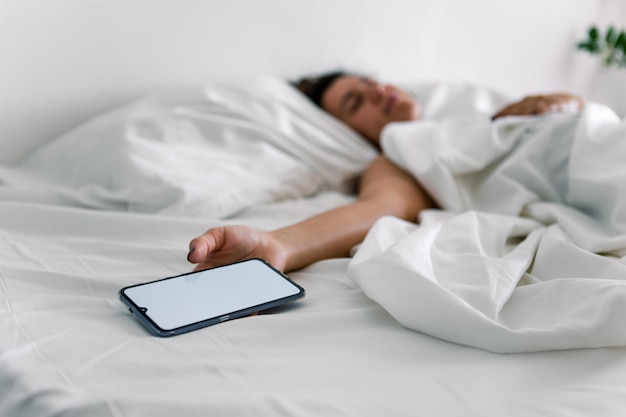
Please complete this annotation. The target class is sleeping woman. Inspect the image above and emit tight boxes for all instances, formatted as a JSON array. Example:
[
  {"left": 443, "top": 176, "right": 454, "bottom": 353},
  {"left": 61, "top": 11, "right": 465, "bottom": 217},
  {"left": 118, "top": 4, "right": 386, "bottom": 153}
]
[{"left": 187, "top": 71, "right": 585, "bottom": 273}]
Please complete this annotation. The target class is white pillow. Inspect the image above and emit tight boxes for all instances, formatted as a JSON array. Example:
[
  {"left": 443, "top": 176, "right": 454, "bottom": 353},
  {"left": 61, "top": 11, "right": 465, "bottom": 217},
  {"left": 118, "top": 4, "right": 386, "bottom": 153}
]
[{"left": 18, "top": 77, "right": 378, "bottom": 218}]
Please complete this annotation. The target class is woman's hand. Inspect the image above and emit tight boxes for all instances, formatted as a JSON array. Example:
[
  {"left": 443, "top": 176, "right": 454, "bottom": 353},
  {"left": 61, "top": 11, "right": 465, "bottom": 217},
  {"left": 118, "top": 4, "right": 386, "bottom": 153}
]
[
  {"left": 492, "top": 93, "right": 584, "bottom": 120},
  {"left": 188, "top": 225, "right": 289, "bottom": 272}
]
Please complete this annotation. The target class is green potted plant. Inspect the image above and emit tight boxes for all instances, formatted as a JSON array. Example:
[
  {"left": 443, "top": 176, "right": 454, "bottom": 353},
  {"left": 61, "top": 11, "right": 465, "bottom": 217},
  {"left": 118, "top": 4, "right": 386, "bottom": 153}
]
[{"left": 577, "top": 25, "right": 626, "bottom": 69}]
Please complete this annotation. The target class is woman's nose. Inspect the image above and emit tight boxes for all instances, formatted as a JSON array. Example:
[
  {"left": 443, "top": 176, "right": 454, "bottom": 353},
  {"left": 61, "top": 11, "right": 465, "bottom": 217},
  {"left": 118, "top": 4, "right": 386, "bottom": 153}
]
[{"left": 366, "top": 84, "right": 385, "bottom": 103}]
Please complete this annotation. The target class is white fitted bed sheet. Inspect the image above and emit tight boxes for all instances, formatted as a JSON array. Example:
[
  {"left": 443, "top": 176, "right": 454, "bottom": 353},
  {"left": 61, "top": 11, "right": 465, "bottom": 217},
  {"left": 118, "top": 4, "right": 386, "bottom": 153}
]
[{"left": 2, "top": 199, "right": 626, "bottom": 416}]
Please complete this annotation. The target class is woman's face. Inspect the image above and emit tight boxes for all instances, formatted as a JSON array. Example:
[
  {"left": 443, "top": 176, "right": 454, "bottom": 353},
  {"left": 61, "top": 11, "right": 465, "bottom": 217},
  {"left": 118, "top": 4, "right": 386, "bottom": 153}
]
[{"left": 321, "top": 76, "right": 421, "bottom": 144}]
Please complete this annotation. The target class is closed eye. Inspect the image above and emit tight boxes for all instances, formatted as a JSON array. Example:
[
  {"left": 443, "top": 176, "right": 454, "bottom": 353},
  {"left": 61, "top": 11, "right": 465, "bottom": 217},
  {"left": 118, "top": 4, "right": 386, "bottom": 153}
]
[{"left": 347, "top": 94, "right": 363, "bottom": 114}]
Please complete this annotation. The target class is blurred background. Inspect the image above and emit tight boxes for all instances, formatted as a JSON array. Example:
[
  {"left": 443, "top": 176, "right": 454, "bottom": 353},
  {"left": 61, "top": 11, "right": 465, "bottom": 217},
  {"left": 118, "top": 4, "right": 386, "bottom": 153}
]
[{"left": 1, "top": 0, "right": 625, "bottom": 162}]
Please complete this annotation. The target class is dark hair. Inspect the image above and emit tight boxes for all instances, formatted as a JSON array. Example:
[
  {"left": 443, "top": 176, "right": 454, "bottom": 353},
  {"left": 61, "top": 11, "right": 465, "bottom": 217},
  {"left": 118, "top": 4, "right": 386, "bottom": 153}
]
[{"left": 292, "top": 71, "right": 347, "bottom": 108}]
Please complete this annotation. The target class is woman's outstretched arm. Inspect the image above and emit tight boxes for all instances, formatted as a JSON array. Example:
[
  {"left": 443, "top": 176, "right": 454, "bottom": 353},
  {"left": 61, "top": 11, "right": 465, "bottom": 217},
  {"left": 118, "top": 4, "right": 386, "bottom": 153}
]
[{"left": 187, "top": 155, "right": 434, "bottom": 272}]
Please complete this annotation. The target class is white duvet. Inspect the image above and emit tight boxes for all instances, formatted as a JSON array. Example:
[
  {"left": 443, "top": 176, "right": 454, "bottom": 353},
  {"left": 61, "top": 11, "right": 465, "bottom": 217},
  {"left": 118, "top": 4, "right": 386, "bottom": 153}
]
[{"left": 349, "top": 103, "right": 626, "bottom": 353}]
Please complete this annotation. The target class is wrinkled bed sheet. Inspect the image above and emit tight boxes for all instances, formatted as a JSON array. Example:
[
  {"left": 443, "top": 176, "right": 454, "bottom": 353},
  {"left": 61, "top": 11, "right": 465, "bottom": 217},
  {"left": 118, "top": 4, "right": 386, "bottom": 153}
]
[{"left": 350, "top": 103, "right": 626, "bottom": 352}]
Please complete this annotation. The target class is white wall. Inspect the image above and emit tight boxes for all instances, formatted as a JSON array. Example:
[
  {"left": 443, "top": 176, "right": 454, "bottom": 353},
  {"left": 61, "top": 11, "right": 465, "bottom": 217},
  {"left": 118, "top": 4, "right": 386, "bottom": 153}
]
[
  {"left": 0, "top": 0, "right": 624, "bottom": 164},
  {"left": 370, "top": 1, "right": 626, "bottom": 113}
]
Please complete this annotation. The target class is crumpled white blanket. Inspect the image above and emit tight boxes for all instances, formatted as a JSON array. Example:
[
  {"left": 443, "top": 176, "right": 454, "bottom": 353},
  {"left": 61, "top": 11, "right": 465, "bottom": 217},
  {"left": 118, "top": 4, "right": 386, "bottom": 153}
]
[
  {"left": 349, "top": 103, "right": 626, "bottom": 353},
  {"left": 13, "top": 77, "right": 377, "bottom": 218}
]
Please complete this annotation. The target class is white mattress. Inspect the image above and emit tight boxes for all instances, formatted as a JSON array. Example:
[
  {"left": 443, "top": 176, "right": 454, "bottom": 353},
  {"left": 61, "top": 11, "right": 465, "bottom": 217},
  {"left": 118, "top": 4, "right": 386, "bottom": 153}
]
[{"left": 2, "top": 78, "right": 626, "bottom": 416}]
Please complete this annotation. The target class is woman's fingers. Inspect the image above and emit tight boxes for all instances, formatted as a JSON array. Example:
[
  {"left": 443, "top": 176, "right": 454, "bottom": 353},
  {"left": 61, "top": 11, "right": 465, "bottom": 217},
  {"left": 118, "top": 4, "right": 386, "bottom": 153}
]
[
  {"left": 187, "top": 227, "right": 225, "bottom": 263},
  {"left": 492, "top": 94, "right": 584, "bottom": 120}
]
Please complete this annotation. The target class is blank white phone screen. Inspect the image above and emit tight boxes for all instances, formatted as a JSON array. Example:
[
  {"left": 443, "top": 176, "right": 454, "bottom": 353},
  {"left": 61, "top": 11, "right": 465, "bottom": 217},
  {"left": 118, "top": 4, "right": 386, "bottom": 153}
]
[{"left": 123, "top": 260, "right": 301, "bottom": 331}]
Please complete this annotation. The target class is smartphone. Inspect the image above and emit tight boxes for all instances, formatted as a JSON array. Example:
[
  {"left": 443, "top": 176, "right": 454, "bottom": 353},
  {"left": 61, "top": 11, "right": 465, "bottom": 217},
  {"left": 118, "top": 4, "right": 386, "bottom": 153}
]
[{"left": 119, "top": 258, "right": 304, "bottom": 337}]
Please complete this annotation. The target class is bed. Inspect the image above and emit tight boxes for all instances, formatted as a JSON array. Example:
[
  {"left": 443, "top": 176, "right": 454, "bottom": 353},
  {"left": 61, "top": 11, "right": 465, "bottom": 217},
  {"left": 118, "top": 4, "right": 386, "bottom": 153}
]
[{"left": 2, "top": 1, "right": 626, "bottom": 416}]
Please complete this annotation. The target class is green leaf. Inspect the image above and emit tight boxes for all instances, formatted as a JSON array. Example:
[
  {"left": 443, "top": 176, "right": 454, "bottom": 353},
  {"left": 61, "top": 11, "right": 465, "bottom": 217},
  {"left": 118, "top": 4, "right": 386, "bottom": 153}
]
[
  {"left": 606, "top": 26, "right": 617, "bottom": 46},
  {"left": 605, "top": 54, "right": 615, "bottom": 66},
  {"left": 577, "top": 41, "right": 600, "bottom": 53},
  {"left": 616, "top": 31, "right": 626, "bottom": 52},
  {"left": 576, "top": 25, "right": 626, "bottom": 68}
]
